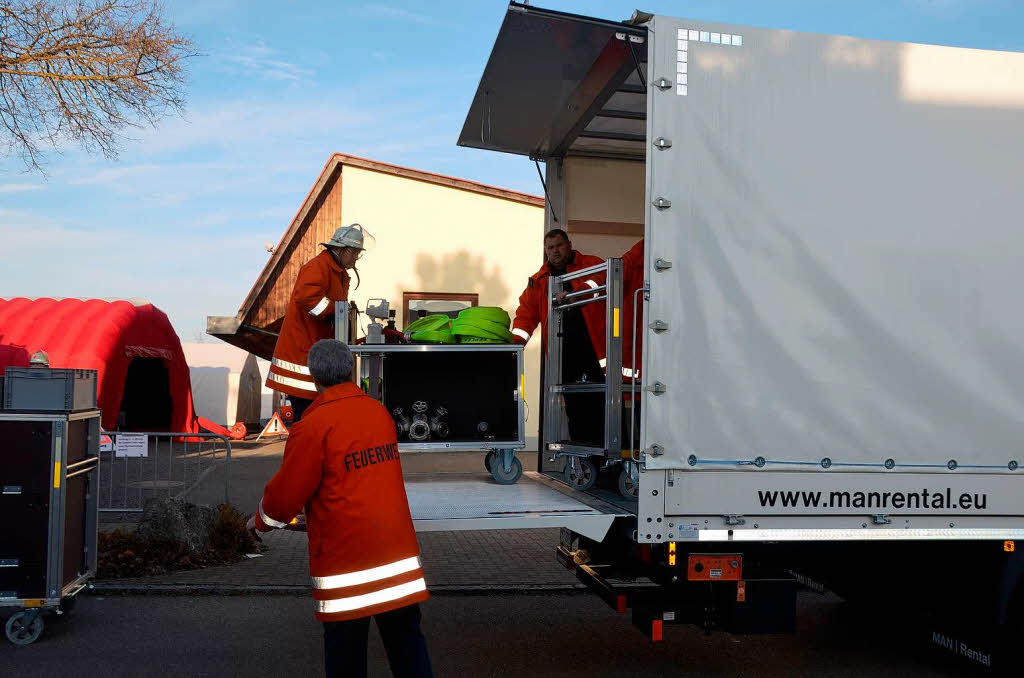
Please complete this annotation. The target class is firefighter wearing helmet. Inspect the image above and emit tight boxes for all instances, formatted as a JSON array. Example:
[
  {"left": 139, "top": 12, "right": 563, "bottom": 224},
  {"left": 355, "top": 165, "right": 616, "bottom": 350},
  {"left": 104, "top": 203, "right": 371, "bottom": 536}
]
[
  {"left": 266, "top": 224, "right": 373, "bottom": 421},
  {"left": 29, "top": 350, "right": 50, "bottom": 367}
]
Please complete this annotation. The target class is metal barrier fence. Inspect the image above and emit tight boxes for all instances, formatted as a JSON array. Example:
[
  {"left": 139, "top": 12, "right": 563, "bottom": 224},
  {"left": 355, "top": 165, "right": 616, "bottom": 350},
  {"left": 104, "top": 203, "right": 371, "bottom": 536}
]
[{"left": 97, "top": 431, "right": 232, "bottom": 512}]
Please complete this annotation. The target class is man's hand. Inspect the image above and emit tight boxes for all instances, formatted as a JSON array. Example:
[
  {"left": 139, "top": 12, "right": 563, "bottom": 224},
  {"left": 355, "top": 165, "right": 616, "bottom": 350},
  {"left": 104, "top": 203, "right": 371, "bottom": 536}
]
[
  {"left": 245, "top": 514, "right": 262, "bottom": 543},
  {"left": 554, "top": 291, "right": 569, "bottom": 305}
]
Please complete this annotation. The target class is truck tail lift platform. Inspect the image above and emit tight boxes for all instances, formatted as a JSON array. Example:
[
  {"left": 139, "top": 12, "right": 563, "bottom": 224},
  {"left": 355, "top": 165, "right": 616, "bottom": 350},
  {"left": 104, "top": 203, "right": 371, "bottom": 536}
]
[{"left": 443, "top": 1, "right": 1024, "bottom": 665}]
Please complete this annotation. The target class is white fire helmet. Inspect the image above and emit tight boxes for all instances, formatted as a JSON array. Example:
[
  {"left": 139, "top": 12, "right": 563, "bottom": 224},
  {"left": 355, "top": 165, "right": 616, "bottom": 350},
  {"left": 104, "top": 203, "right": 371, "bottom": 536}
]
[{"left": 322, "top": 224, "right": 375, "bottom": 251}]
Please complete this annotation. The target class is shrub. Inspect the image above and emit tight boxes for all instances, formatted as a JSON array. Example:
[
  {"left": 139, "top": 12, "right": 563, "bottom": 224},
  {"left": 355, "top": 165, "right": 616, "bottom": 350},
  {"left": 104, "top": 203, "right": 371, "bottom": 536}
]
[{"left": 97, "top": 503, "right": 263, "bottom": 579}]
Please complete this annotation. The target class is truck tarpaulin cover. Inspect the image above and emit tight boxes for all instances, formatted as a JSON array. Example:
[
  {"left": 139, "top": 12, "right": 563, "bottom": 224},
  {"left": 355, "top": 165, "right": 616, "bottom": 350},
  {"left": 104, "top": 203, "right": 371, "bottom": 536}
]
[
  {"left": 643, "top": 17, "right": 1024, "bottom": 472},
  {"left": 0, "top": 297, "right": 237, "bottom": 437}
]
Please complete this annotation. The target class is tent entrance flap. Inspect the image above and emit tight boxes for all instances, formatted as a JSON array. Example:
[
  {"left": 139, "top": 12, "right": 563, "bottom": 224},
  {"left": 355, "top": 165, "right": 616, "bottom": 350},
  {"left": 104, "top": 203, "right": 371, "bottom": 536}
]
[{"left": 458, "top": 3, "right": 648, "bottom": 160}]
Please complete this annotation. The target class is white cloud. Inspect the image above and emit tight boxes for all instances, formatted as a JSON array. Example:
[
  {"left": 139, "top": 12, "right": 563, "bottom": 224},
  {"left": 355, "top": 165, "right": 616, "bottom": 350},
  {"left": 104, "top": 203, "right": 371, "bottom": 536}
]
[
  {"left": 355, "top": 4, "right": 448, "bottom": 27},
  {"left": 348, "top": 134, "right": 458, "bottom": 158},
  {"left": 68, "top": 164, "right": 166, "bottom": 186},
  {"left": 132, "top": 97, "right": 372, "bottom": 154},
  {"left": 0, "top": 183, "right": 43, "bottom": 193},
  {"left": 0, "top": 219, "right": 272, "bottom": 339},
  {"left": 185, "top": 205, "right": 293, "bottom": 231},
  {"left": 218, "top": 39, "right": 315, "bottom": 82},
  {"left": 65, "top": 161, "right": 242, "bottom": 207}
]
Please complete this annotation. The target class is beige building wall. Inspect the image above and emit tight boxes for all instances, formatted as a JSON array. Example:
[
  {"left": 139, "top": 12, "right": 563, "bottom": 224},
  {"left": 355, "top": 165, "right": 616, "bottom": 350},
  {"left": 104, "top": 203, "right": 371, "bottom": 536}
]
[
  {"left": 564, "top": 156, "right": 645, "bottom": 259},
  {"left": 339, "top": 166, "right": 545, "bottom": 449}
]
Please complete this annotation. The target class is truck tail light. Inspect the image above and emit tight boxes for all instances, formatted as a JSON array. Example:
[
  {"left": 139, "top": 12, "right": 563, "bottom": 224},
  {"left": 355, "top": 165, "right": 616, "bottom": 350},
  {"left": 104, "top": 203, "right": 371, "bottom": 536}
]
[{"left": 687, "top": 554, "right": 743, "bottom": 581}]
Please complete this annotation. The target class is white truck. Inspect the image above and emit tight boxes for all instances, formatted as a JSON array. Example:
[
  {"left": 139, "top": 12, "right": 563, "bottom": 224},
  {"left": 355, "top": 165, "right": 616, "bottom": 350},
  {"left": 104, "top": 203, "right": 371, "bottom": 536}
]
[{"left": 402, "top": 3, "right": 1024, "bottom": 669}]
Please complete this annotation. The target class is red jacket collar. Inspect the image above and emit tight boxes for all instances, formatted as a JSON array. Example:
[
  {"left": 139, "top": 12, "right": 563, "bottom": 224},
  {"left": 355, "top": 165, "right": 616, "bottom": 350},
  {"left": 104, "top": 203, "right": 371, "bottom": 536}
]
[
  {"left": 530, "top": 249, "right": 583, "bottom": 283},
  {"left": 304, "top": 382, "right": 363, "bottom": 417},
  {"left": 318, "top": 249, "right": 349, "bottom": 281}
]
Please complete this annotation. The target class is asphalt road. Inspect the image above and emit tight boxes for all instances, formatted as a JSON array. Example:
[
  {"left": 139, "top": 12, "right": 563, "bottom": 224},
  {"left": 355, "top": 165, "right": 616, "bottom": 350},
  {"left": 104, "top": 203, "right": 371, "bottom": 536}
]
[{"left": 0, "top": 592, "right": 979, "bottom": 677}]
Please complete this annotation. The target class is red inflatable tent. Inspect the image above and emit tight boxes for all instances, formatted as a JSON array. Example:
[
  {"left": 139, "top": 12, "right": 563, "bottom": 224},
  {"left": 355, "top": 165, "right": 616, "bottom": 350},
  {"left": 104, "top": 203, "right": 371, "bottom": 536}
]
[{"left": 0, "top": 297, "right": 240, "bottom": 437}]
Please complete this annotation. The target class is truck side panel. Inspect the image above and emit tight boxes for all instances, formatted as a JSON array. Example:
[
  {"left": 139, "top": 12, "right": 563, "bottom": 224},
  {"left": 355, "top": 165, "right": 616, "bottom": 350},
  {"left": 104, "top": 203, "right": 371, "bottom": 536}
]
[{"left": 639, "top": 15, "right": 1024, "bottom": 538}]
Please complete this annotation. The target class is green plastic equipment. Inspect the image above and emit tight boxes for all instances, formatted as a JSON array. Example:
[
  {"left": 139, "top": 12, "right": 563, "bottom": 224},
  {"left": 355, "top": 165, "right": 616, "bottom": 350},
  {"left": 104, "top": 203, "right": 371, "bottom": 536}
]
[
  {"left": 403, "top": 314, "right": 455, "bottom": 344},
  {"left": 451, "top": 307, "right": 514, "bottom": 344}
]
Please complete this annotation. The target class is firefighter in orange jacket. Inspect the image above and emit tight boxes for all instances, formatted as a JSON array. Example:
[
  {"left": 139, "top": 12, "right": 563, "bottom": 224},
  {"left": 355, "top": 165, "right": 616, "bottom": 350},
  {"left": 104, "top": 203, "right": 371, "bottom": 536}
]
[
  {"left": 266, "top": 224, "right": 371, "bottom": 422},
  {"left": 512, "top": 228, "right": 606, "bottom": 445},
  {"left": 248, "top": 339, "right": 432, "bottom": 678},
  {"left": 511, "top": 228, "right": 605, "bottom": 353}
]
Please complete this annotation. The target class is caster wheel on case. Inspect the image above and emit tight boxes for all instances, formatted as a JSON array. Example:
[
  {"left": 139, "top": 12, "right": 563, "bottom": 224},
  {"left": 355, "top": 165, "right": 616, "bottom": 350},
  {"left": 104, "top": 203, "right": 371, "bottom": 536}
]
[
  {"left": 6, "top": 611, "right": 44, "bottom": 646},
  {"left": 618, "top": 465, "right": 639, "bottom": 498},
  {"left": 564, "top": 456, "right": 598, "bottom": 491},
  {"left": 491, "top": 456, "right": 523, "bottom": 485}
]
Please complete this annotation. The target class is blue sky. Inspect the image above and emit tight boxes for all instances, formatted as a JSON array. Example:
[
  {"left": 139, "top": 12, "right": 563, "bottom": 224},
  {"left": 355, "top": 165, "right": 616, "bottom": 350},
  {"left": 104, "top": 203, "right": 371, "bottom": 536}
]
[{"left": 1, "top": 0, "right": 1021, "bottom": 341}]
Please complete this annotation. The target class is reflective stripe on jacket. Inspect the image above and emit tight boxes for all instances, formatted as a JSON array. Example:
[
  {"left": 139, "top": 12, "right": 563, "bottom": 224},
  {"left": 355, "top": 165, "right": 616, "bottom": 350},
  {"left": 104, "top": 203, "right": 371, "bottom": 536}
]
[
  {"left": 254, "top": 382, "right": 428, "bottom": 622},
  {"left": 511, "top": 250, "right": 606, "bottom": 352},
  {"left": 266, "top": 250, "right": 350, "bottom": 399}
]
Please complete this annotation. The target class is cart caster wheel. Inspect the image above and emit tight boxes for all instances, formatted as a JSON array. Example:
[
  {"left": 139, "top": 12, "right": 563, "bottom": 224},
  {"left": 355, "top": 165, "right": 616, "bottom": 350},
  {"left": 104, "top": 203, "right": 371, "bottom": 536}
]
[
  {"left": 491, "top": 457, "right": 523, "bottom": 485},
  {"left": 6, "top": 611, "right": 44, "bottom": 645},
  {"left": 617, "top": 466, "right": 639, "bottom": 498},
  {"left": 484, "top": 451, "right": 496, "bottom": 473},
  {"left": 564, "top": 457, "right": 598, "bottom": 491}
]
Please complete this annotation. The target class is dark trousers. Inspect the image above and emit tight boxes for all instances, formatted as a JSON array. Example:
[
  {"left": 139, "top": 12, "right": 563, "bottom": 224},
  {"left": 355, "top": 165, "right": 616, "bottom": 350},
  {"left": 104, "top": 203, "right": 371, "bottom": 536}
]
[
  {"left": 291, "top": 396, "right": 314, "bottom": 422},
  {"left": 562, "top": 359, "right": 606, "bottom": 447},
  {"left": 564, "top": 392, "right": 605, "bottom": 446},
  {"left": 323, "top": 604, "right": 433, "bottom": 678}
]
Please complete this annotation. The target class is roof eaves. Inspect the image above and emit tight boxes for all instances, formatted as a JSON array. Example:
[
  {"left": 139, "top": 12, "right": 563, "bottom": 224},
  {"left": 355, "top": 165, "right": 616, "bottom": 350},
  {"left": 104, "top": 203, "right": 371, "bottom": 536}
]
[{"left": 330, "top": 153, "right": 544, "bottom": 207}]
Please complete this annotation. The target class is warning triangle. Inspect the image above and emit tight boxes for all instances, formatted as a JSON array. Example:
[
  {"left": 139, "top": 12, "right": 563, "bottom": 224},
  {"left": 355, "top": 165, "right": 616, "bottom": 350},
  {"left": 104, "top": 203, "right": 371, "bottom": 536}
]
[{"left": 256, "top": 412, "right": 290, "bottom": 441}]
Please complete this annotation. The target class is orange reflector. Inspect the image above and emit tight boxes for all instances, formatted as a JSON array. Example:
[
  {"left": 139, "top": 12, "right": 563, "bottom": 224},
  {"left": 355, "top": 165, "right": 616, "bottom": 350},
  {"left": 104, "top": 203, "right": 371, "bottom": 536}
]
[
  {"left": 687, "top": 554, "right": 743, "bottom": 581},
  {"left": 668, "top": 554, "right": 676, "bottom": 566},
  {"left": 668, "top": 542, "right": 676, "bottom": 554},
  {"left": 1005, "top": 540, "right": 1016, "bottom": 553},
  {"left": 24, "top": 599, "right": 45, "bottom": 608},
  {"left": 737, "top": 580, "right": 747, "bottom": 602}
]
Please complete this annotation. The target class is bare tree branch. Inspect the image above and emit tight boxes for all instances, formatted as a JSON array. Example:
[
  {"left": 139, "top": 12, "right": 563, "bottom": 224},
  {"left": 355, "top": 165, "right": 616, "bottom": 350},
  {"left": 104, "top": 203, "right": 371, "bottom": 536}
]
[{"left": 0, "top": 0, "right": 196, "bottom": 172}]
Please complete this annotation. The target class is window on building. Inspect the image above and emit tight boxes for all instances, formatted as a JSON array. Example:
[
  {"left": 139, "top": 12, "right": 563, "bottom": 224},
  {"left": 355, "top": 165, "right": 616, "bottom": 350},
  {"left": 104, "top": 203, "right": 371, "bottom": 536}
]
[{"left": 402, "top": 292, "right": 478, "bottom": 328}]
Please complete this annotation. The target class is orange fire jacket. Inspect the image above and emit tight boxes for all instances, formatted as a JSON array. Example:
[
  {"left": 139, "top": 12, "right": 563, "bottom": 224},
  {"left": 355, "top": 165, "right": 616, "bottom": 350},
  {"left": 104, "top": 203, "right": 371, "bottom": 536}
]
[
  {"left": 511, "top": 250, "right": 607, "bottom": 353},
  {"left": 254, "top": 382, "right": 428, "bottom": 622},
  {"left": 266, "top": 250, "right": 350, "bottom": 400}
]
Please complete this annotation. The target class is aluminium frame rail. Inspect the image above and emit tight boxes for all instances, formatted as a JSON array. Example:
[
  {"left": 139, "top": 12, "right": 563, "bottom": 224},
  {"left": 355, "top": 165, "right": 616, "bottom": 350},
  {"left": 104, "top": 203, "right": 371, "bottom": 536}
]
[{"left": 544, "top": 258, "right": 630, "bottom": 463}]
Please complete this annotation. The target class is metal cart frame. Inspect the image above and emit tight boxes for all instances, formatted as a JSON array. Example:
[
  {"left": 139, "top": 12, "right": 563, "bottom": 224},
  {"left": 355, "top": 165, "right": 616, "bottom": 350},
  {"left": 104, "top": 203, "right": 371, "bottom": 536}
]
[
  {"left": 543, "top": 259, "right": 642, "bottom": 495},
  {"left": 1, "top": 409, "right": 99, "bottom": 645},
  {"left": 348, "top": 344, "right": 528, "bottom": 484}
]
